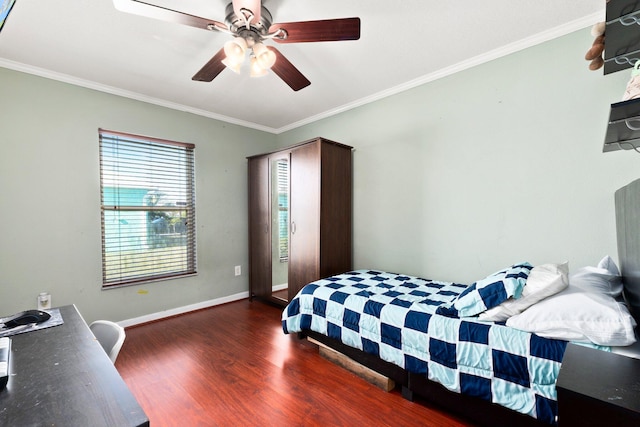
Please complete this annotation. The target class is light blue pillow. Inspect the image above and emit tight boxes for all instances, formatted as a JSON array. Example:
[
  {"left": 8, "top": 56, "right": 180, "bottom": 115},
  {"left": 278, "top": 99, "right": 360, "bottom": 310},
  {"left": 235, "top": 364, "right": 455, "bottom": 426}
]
[{"left": 436, "top": 263, "right": 533, "bottom": 318}]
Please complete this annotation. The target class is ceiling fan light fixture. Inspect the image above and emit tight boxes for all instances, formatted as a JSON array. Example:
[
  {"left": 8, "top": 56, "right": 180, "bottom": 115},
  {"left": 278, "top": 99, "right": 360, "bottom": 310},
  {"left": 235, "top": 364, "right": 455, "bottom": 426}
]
[
  {"left": 249, "top": 56, "right": 268, "bottom": 78},
  {"left": 114, "top": 0, "right": 361, "bottom": 91},
  {"left": 223, "top": 37, "right": 248, "bottom": 62},
  {"left": 252, "top": 43, "right": 276, "bottom": 69},
  {"left": 222, "top": 56, "right": 243, "bottom": 74}
]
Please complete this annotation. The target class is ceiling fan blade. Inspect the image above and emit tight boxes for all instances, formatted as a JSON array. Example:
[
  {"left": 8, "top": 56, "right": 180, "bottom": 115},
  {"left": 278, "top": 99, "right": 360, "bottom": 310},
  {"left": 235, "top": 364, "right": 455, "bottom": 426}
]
[
  {"left": 270, "top": 17, "right": 360, "bottom": 44},
  {"left": 113, "top": 0, "right": 227, "bottom": 32},
  {"left": 192, "top": 48, "right": 227, "bottom": 82},
  {"left": 268, "top": 47, "right": 310, "bottom": 91}
]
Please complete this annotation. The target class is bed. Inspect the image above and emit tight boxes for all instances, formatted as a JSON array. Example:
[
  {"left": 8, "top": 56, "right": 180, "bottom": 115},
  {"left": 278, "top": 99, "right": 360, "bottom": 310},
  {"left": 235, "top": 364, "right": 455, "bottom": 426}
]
[{"left": 282, "top": 178, "right": 640, "bottom": 427}]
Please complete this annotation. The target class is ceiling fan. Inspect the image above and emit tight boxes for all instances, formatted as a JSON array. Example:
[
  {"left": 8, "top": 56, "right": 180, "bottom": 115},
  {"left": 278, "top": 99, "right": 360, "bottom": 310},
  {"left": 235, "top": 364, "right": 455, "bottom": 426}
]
[{"left": 112, "top": 0, "right": 361, "bottom": 91}]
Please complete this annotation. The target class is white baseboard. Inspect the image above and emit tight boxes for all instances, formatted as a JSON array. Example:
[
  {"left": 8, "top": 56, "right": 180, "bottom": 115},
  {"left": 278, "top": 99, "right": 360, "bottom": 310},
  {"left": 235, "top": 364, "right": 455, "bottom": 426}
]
[
  {"left": 272, "top": 283, "right": 288, "bottom": 292},
  {"left": 118, "top": 291, "right": 250, "bottom": 328}
]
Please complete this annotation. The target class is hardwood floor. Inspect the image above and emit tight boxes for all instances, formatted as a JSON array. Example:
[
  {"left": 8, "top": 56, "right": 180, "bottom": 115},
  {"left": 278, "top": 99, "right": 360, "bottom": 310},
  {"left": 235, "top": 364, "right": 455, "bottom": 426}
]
[{"left": 116, "top": 299, "right": 474, "bottom": 427}]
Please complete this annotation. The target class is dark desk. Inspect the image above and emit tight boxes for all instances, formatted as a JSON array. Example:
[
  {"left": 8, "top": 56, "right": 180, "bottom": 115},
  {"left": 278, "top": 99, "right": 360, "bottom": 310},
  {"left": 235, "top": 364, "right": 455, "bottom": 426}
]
[{"left": 0, "top": 305, "right": 149, "bottom": 426}]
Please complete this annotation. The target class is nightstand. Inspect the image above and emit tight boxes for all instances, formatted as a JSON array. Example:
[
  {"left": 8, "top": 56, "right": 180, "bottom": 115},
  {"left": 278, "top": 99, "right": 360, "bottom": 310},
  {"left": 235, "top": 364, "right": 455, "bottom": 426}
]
[{"left": 556, "top": 343, "right": 640, "bottom": 426}]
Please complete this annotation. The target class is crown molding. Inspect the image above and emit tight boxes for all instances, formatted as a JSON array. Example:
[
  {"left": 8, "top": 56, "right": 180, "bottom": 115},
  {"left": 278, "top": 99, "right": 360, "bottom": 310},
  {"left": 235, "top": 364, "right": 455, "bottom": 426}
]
[{"left": 0, "top": 58, "right": 279, "bottom": 133}]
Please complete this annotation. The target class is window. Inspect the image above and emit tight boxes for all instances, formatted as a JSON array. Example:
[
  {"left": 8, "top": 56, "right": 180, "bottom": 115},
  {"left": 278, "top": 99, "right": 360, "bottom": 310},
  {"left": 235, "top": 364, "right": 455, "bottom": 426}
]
[{"left": 99, "top": 129, "right": 196, "bottom": 288}]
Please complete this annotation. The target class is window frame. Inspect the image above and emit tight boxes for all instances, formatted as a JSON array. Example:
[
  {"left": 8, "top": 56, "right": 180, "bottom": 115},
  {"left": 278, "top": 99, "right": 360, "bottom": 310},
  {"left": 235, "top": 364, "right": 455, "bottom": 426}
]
[{"left": 98, "top": 128, "right": 197, "bottom": 289}]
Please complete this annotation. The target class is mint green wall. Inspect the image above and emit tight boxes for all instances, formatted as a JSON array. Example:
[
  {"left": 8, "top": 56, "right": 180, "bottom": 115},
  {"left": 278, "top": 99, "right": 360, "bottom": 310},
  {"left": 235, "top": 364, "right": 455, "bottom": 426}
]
[
  {"left": 278, "top": 28, "right": 638, "bottom": 283},
  {"left": 0, "top": 67, "right": 277, "bottom": 323}
]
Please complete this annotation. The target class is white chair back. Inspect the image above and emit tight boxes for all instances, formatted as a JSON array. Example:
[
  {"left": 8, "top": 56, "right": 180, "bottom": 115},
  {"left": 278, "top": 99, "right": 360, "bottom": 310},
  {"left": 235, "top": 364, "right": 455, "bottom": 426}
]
[{"left": 89, "top": 320, "right": 126, "bottom": 364}]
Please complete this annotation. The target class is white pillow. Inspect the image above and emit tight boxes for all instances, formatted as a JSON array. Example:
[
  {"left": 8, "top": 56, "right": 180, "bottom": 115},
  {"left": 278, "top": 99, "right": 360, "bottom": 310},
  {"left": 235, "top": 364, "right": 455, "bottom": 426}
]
[
  {"left": 479, "top": 262, "right": 569, "bottom": 322},
  {"left": 505, "top": 286, "right": 637, "bottom": 346},
  {"left": 570, "top": 255, "right": 623, "bottom": 298}
]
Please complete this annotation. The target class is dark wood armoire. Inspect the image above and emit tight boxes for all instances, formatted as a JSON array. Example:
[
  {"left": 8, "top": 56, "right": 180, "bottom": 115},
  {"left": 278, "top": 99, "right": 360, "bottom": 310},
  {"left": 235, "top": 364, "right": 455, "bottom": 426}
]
[{"left": 247, "top": 137, "right": 352, "bottom": 306}]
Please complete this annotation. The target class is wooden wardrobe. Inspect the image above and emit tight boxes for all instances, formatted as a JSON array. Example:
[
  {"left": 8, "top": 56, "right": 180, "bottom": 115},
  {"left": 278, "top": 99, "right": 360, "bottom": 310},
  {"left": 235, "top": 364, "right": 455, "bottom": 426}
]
[{"left": 247, "top": 137, "right": 353, "bottom": 306}]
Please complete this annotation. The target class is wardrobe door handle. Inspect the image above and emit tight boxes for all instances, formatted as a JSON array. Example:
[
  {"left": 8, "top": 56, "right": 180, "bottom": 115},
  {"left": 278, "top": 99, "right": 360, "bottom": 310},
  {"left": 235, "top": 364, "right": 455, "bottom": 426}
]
[{"left": 291, "top": 221, "right": 296, "bottom": 234}]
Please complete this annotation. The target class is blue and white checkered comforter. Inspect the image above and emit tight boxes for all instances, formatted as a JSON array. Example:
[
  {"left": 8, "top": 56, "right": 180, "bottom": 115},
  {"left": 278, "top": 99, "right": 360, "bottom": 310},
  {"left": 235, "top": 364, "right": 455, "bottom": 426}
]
[{"left": 282, "top": 270, "right": 568, "bottom": 425}]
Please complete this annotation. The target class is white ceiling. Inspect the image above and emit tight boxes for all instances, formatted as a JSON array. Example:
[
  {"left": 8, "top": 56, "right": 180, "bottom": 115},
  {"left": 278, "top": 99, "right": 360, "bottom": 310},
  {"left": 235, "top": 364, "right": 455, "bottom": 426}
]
[{"left": 0, "top": 0, "right": 604, "bottom": 133}]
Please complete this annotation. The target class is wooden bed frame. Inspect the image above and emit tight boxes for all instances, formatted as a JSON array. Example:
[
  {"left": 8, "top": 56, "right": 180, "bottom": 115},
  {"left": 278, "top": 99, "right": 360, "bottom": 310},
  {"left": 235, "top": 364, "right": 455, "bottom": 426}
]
[
  {"left": 296, "top": 178, "right": 640, "bottom": 427},
  {"left": 301, "top": 330, "right": 547, "bottom": 427}
]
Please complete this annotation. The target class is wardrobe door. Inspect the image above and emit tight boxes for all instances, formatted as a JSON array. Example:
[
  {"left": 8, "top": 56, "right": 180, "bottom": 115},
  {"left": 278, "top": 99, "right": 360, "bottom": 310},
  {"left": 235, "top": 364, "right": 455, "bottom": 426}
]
[
  {"left": 248, "top": 155, "right": 271, "bottom": 299},
  {"left": 319, "top": 142, "right": 353, "bottom": 278},
  {"left": 288, "top": 142, "right": 320, "bottom": 298}
]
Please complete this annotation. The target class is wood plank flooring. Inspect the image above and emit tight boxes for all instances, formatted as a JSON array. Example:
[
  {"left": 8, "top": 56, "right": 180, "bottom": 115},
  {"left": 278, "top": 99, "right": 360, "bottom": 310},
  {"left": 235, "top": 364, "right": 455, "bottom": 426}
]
[{"left": 116, "top": 299, "right": 475, "bottom": 427}]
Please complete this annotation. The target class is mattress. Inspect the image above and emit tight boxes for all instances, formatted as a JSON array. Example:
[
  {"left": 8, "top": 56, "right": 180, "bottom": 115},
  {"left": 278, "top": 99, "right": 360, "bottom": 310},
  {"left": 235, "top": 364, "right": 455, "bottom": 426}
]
[{"left": 282, "top": 270, "right": 569, "bottom": 424}]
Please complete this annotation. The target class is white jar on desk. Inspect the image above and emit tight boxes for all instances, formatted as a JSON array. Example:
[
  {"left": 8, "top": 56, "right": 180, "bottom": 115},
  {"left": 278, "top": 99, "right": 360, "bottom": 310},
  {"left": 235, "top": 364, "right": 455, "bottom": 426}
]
[{"left": 37, "top": 292, "right": 51, "bottom": 310}]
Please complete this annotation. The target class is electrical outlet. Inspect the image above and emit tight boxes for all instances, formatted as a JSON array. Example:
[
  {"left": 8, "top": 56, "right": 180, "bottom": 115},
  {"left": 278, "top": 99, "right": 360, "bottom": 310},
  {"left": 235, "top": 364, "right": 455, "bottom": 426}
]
[{"left": 234, "top": 265, "right": 241, "bottom": 276}]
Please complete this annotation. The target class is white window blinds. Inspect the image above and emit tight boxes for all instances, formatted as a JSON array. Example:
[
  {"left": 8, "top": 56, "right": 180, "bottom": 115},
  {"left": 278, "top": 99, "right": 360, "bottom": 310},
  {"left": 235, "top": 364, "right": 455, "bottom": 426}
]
[{"left": 99, "top": 129, "right": 196, "bottom": 288}]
